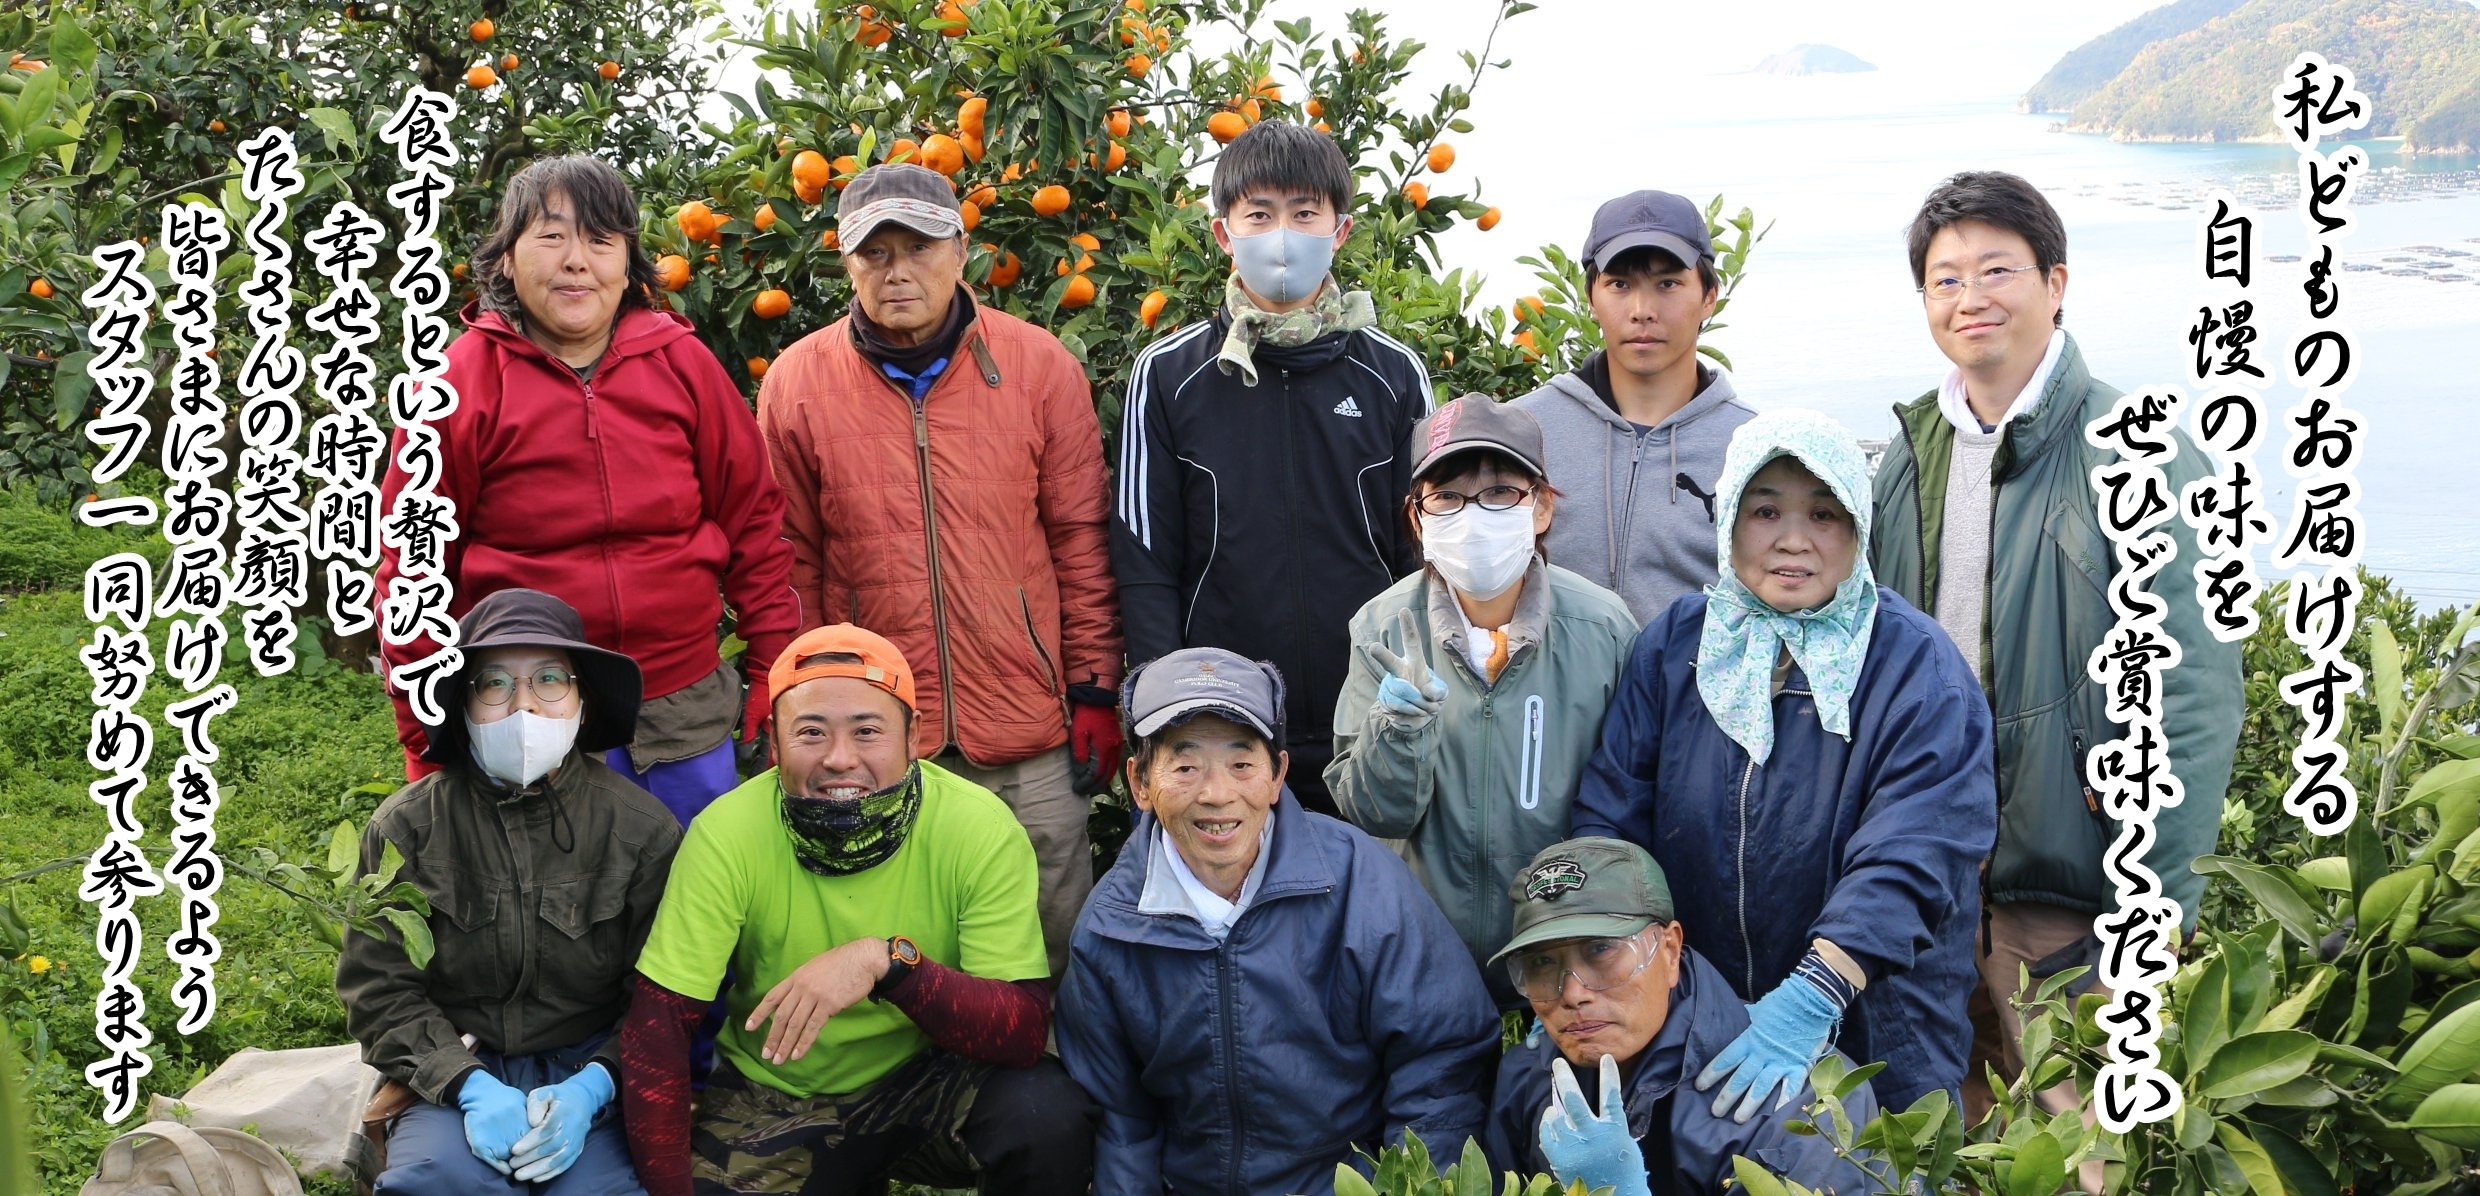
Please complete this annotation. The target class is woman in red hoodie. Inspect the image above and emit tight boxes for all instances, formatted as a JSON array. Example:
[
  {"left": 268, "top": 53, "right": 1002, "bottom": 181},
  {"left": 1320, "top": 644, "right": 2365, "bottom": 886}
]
[{"left": 376, "top": 155, "right": 798, "bottom": 825}]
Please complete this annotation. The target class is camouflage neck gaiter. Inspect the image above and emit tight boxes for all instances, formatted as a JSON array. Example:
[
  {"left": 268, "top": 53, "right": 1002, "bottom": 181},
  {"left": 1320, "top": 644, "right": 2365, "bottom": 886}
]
[
  {"left": 779, "top": 762, "right": 923, "bottom": 876},
  {"left": 1217, "top": 272, "right": 1376, "bottom": 386}
]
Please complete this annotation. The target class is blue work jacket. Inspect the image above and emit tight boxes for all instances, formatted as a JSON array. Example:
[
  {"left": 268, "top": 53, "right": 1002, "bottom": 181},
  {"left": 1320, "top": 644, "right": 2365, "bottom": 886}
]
[
  {"left": 1056, "top": 795, "right": 1502, "bottom": 1195},
  {"left": 1484, "top": 946, "right": 1879, "bottom": 1192},
  {"left": 1570, "top": 587, "right": 1996, "bottom": 1109}
]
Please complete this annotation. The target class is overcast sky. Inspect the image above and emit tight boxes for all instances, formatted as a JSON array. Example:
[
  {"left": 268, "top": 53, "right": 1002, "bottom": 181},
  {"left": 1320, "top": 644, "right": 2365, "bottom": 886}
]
[{"left": 704, "top": 1, "right": 2215, "bottom": 300}]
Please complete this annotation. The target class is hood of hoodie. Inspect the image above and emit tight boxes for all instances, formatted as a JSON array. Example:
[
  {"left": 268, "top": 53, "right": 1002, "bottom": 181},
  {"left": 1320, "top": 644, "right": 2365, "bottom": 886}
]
[
  {"left": 1541, "top": 351, "right": 1741, "bottom": 435},
  {"left": 1510, "top": 357, "right": 1755, "bottom": 624}
]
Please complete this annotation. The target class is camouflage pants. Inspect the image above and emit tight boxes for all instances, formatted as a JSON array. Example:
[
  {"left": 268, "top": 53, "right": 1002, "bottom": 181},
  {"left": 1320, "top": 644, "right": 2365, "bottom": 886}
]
[{"left": 691, "top": 1049, "right": 988, "bottom": 1194}]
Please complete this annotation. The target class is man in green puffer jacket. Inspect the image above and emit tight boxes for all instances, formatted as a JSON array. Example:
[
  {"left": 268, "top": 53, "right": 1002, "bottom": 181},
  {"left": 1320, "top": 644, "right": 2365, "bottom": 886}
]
[{"left": 1869, "top": 172, "right": 2242, "bottom": 1138}]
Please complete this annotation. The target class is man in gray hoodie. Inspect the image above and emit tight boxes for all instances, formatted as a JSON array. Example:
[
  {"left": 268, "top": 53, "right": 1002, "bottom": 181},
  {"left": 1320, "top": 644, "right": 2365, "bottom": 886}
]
[{"left": 1512, "top": 191, "right": 1755, "bottom": 624}]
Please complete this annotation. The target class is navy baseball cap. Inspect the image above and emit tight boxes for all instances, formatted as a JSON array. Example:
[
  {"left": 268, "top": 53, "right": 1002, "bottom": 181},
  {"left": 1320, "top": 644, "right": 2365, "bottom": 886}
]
[{"left": 1583, "top": 190, "right": 1713, "bottom": 274}]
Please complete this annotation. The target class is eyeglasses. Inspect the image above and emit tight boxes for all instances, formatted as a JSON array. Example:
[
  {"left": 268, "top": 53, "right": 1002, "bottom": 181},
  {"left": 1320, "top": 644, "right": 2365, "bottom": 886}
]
[
  {"left": 1918, "top": 263, "right": 2044, "bottom": 303},
  {"left": 1505, "top": 930, "right": 1665, "bottom": 1003},
  {"left": 471, "top": 665, "right": 576, "bottom": 707},
  {"left": 1418, "top": 484, "right": 1537, "bottom": 517}
]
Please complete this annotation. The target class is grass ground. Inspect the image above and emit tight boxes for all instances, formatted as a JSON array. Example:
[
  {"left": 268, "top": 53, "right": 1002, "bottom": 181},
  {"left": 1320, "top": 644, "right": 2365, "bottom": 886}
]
[
  {"left": 1, "top": 483, "right": 402, "bottom": 1190},
  {"left": 0, "top": 486, "right": 966, "bottom": 1194}
]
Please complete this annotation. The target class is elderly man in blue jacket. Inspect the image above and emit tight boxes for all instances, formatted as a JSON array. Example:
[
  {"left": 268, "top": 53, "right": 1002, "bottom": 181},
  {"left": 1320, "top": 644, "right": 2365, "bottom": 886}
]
[
  {"left": 1057, "top": 647, "right": 1502, "bottom": 1195},
  {"left": 1485, "top": 838, "right": 1878, "bottom": 1193}
]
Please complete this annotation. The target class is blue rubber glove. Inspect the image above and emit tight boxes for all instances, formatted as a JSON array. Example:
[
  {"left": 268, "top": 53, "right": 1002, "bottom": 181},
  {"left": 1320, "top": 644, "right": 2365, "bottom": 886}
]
[
  {"left": 453, "top": 1069, "right": 531, "bottom": 1175},
  {"left": 1376, "top": 671, "right": 1446, "bottom": 717},
  {"left": 508, "top": 1062, "right": 615, "bottom": 1182},
  {"left": 1694, "top": 973, "right": 1841, "bottom": 1123},
  {"left": 1368, "top": 610, "right": 1448, "bottom": 732},
  {"left": 1537, "top": 1054, "right": 1651, "bottom": 1196}
]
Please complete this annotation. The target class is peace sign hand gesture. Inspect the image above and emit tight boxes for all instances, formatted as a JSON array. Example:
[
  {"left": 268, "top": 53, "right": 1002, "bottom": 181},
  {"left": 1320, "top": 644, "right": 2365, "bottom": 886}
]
[{"left": 1366, "top": 608, "right": 1447, "bottom": 733}]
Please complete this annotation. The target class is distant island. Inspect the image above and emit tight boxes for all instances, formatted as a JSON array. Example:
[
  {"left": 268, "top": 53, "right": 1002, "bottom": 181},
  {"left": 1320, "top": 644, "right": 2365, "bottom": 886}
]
[
  {"left": 1748, "top": 44, "right": 1876, "bottom": 76},
  {"left": 2021, "top": 0, "right": 2480, "bottom": 152}
]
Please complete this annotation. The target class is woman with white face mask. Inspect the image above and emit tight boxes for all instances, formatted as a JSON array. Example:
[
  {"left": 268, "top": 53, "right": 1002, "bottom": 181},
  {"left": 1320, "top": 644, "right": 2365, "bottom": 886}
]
[
  {"left": 1326, "top": 395, "right": 1641, "bottom": 1008},
  {"left": 338, "top": 587, "right": 683, "bottom": 1195}
]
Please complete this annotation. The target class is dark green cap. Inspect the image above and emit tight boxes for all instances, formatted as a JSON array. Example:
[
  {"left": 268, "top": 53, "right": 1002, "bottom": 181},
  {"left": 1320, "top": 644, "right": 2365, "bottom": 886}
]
[{"left": 1488, "top": 837, "right": 1675, "bottom": 966}]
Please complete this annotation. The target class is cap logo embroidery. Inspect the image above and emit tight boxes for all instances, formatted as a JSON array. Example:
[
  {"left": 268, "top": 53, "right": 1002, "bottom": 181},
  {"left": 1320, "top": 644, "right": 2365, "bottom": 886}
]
[
  {"left": 1427, "top": 402, "right": 1460, "bottom": 452},
  {"left": 1525, "top": 859, "right": 1587, "bottom": 901}
]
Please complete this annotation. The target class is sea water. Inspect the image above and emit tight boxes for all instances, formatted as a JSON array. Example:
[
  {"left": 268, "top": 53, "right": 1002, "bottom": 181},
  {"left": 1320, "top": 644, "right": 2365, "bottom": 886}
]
[{"left": 1447, "top": 72, "right": 2480, "bottom": 608}]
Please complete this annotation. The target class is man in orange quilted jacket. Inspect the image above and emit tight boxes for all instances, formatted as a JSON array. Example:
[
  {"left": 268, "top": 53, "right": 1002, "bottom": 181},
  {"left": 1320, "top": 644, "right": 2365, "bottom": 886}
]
[{"left": 758, "top": 164, "right": 1124, "bottom": 975}]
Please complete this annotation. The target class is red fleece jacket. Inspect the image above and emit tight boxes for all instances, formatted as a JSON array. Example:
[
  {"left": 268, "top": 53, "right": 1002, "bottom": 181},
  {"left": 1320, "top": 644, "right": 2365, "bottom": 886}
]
[{"left": 377, "top": 302, "right": 799, "bottom": 774}]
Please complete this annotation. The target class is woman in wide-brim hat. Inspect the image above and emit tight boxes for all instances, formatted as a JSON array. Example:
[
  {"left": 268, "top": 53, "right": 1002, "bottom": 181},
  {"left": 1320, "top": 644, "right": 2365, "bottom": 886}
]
[{"left": 338, "top": 587, "right": 683, "bottom": 1195}]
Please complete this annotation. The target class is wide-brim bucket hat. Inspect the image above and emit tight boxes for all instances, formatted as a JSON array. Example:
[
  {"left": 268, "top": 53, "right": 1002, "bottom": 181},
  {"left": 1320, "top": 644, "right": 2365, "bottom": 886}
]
[{"left": 418, "top": 586, "right": 643, "bottom": 767}]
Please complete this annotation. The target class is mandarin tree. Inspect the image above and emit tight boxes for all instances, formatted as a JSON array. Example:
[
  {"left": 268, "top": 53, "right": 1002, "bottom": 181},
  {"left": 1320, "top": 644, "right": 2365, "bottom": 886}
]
[
  {"left": 651, "top": 0, "right": 1703, "bottom": 440},
  {"left": 0, "top": 0, "right": 715, "bottom": 504}
]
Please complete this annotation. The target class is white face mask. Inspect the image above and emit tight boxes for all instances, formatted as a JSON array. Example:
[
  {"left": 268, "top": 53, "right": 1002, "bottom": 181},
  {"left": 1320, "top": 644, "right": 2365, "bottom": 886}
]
[
  {"left": 1422, "top": 504, "right": 1535, "bottom": 600},
  {"left": 465, "top": 710, "right": 582, "bottom": 788}
]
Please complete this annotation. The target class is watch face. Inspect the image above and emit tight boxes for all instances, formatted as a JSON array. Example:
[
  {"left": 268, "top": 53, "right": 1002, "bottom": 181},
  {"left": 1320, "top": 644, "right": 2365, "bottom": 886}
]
[{"left": 892, "top": 937, "right": 920, "bottom": 965}]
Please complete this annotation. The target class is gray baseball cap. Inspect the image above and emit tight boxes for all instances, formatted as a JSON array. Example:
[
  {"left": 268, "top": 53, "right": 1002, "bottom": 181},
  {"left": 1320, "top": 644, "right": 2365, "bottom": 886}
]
[
  {"left": 1583, "top": 190, "right": 1712, "bottom": 274},
  {"left": 1411, "top": 393, "right": 1548, "bottom": 481},
  {"left": 1124, "top": 647, "right": 1285, "bottom": 743},
  {"left": 837, "top": 163, "right": 965, "bottom": 248},
  {"left": 1488, "top": 838, "right": 1676, "bottom": 966}
]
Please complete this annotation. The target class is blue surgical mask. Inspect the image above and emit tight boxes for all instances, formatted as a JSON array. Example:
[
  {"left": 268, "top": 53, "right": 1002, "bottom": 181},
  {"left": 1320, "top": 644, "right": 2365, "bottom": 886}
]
[{"left": 1228, "top": 226, "right": 1339, "bottom": 304}]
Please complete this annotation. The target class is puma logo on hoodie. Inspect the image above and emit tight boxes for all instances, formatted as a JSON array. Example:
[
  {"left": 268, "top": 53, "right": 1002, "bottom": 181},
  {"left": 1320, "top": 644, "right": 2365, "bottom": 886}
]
[{"left": 1674, "top": 472, "right": 1718, "bottom": 523}]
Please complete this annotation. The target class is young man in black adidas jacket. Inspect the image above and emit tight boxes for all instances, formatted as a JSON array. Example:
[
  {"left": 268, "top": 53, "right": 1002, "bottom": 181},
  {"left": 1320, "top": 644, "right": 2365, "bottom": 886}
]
[{"left": 1112, "top": 121, "right": 1435, "bottom": 815}]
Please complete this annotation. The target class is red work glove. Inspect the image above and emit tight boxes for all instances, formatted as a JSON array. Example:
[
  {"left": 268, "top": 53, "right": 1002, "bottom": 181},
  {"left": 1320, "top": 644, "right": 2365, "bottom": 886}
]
[
  {"left": 1067, "top": 686, "right": 1124, "bottom": 796},
  {"left": 735, "top": 676, "right": 773, "bottom": 775},
  {"left": 740, "top": 676, "right": 770, "bottom": 745}
]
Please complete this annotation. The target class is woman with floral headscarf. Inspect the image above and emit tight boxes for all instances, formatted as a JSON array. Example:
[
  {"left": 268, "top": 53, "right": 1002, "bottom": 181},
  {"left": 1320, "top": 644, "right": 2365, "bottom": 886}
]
[{"left": 1570, "top": 409, "right": 1997, "bottom": 1117}]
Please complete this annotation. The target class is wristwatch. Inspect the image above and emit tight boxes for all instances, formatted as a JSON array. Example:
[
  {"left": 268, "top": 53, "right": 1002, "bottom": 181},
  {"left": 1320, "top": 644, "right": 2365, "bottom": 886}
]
[{"left": 870, "top": 935, "right": 921, "bottom": 1001}]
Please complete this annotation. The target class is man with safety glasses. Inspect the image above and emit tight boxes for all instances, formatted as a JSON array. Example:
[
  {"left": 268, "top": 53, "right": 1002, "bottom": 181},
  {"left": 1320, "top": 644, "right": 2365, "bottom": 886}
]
[{"left": 1482, "top": 839, "right": 1876, "bottom": 1194}]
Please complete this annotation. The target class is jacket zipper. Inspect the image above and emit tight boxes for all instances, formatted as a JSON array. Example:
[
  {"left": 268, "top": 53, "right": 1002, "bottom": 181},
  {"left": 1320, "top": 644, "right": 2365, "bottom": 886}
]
[
  {"left": 1279, "top": 369, "right": 1301, "bottom": 747},
  {"left": 492, "top": 800, "right": 534, "bottom": 1050},
  {"left": 1893, "top": 414, "right": 1932, "bottom": 613},
  {"left": 1981, "top": 469, "right": 2001, "bottom": 710},
  {"left": 2072, "top": 729, "right": 2101, "bottom": 822},
  {"left": 1018, "top": 588, "right": 1059, "bottom": 692},
  {"left": 577, "top": 374, "right": 625, "bottom": 637},
  {"left": 895, "top": 370, "right": 961, "bottom": 754},
  {"left": 1618, "top": 429, "right": 1648, "bottom": 592},
  {"left": 1217, "top": 941, "right": 1244, "bottom": 1193},
  {"left": 1478, "top": 688, "right": 1494, "bottom": 951},
  {"left": 1735, "top": 757, "right": 1757, "bottom": 995}
]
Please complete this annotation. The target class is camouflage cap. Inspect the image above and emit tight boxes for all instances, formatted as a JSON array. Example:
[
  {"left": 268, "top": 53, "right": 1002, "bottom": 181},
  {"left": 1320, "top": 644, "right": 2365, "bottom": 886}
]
[{"left": 1487, "top": 837, "right": 1676, "bottom": 966}]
